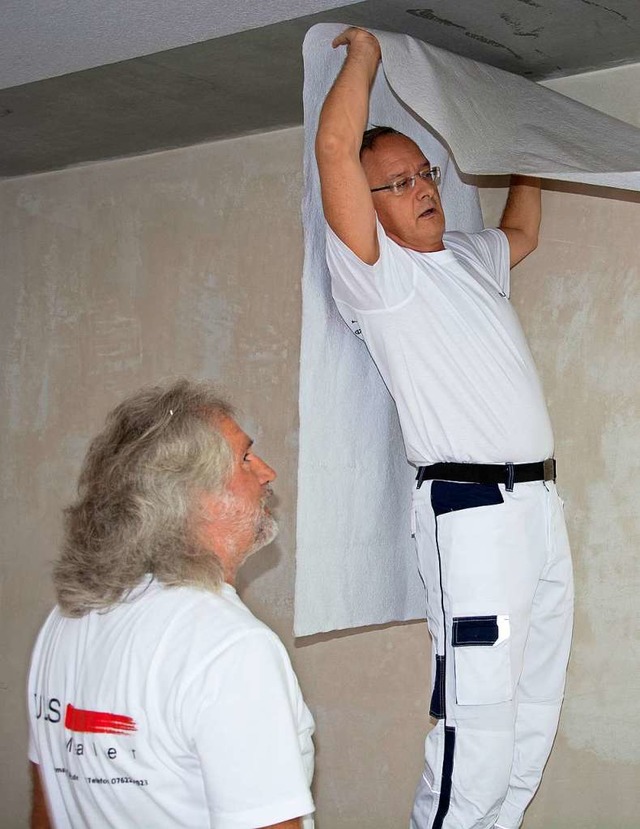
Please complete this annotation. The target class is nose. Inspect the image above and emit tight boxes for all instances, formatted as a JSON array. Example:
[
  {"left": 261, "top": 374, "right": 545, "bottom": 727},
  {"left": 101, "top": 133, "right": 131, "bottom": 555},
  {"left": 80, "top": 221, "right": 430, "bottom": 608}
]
[
  {"left": 254, "top": 454, "right": 276, "bottom": 485},
  {"left": 414, "top": 174, "right": 437, "bottom": 199}
]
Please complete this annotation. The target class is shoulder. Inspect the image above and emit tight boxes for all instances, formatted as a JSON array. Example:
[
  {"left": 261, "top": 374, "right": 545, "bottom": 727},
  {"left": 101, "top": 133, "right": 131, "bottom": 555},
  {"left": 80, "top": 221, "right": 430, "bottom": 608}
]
[
  {"left": 444, "top": 227, "right": 507, "bottom": 256},
  {"left": 132, "top": 586, "right": 292, "bottom": 698},
  {"left": 326, "top": 217, "right": 406, "bottom": 270},
  {"left": 176, "top": 587, "right": 289, "bottom": 665},
  {"left": 444, "top": 228, "right": 510, "bottom": 294},
  {"left": 444, "top": 228, "right": 509, "bottom": 274},
  {"left": 122, "top": 582, "right": 276, "bottom": 660},
  {"left": 163, "top": 584, "right": 273, "bottom": 642},
  {"left": 326, "top": 218, "right": 416, "bottom": 312},
  {"left": 186, "top": 608, "right": 298, "bottom": 714}
]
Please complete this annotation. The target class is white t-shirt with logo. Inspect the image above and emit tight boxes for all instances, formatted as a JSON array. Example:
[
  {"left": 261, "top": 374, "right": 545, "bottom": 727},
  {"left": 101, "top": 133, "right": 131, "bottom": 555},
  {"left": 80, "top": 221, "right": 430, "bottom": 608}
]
[
  {"left": 28, "top": 578, "right": 315, "bottom": 829},
  {"left": 326, "top": 220, "right": 554, "bottom": 465}
]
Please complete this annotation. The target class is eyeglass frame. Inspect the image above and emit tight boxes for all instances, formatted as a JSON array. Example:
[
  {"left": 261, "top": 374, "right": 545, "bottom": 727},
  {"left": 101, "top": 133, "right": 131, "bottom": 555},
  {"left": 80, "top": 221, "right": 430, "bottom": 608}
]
[{"left": 370, "top": 165, "right": 441, "bottom": 196}]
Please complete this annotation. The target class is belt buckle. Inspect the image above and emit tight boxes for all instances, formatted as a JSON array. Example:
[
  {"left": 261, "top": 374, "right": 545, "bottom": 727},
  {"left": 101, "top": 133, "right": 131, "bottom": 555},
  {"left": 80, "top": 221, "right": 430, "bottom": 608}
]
[{"left": 543, "top": 458, "right": 556, "bottom": 481}]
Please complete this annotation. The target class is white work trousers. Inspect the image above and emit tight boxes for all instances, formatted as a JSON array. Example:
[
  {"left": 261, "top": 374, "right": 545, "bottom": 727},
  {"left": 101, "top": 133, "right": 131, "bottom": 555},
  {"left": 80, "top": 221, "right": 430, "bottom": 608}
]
[{"left": 410, "top": 479, "right": 573, "bottom": 829}]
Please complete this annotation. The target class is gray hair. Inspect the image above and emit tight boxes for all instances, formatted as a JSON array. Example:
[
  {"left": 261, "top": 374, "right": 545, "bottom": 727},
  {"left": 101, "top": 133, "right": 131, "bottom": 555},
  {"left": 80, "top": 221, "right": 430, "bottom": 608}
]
[{"left": 54, "top": 378, "right": 235, "bottom": 617}]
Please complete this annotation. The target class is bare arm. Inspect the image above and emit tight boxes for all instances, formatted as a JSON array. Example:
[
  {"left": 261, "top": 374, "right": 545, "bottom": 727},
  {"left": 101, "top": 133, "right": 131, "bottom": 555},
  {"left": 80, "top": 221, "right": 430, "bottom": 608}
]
[
  {"left": 315, "top": 27, "right": 381, "bottom": 264},
  {"left": 499, "top": 175, "right": 541, "bottom": 268},
  {"left": 261, "top": 820, "right": 301, "bottom": 828},
  {"left": 30, "top": 763, "right": 52, "bottom": 829}
]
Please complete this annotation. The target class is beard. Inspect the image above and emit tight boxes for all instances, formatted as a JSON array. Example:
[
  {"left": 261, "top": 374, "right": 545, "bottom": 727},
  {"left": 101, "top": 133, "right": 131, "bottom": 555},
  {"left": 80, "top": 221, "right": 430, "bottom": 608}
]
[
  {"left": 237, "top": 486, "right": 279, "bottom": 562},
  {"left": 249, "top": 498, "right": 279, "bottom": 554},
  {"left": 207, "top": 487, "right": 280, "bottom": 579}
]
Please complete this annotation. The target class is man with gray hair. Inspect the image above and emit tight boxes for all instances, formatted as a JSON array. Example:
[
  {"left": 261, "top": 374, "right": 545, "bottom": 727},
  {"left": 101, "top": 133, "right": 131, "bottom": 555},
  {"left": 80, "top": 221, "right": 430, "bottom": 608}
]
[{"left": 27, "top": 379, "right": 315, "bottom": 829}]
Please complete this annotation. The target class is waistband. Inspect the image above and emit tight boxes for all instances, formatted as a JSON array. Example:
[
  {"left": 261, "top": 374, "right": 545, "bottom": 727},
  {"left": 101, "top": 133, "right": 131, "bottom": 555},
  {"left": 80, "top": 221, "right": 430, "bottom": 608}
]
[{"left": 415, "top": 459, "right": 556, "bottom": 491}]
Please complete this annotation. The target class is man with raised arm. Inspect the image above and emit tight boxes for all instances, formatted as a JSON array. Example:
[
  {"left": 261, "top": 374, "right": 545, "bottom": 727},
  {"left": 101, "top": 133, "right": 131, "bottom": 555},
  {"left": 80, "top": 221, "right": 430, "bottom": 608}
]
[
  {"left": 315, "top": 27, "right": 573, "bottom": 829},
  {"left": 28, "top": 379, "right": 315, "bottom": 829}
]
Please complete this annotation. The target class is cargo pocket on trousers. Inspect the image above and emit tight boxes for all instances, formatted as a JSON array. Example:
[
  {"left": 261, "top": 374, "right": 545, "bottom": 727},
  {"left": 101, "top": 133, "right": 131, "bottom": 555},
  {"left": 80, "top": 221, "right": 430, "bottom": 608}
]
[{"left": 452, "top": 614, "right": 512, "bottom": 705}]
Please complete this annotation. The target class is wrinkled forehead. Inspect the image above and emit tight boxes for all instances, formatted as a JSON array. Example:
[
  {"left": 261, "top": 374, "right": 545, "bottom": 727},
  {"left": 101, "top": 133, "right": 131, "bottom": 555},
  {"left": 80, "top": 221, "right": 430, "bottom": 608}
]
[{"left": 361, "top": 134, "right": 429, "bottom": 183}]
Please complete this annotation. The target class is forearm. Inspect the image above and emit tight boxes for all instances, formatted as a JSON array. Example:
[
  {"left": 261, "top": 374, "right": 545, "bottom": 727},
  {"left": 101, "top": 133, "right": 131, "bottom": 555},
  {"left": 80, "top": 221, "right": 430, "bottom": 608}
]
[
  {"left": 500, "top": 175, "right": 541, "bottom": 241},
  {"left": 30, "top": 763, "right": 51, "bottom": 829},
  {"left": 316, "top": 30, "right": 380, "bottom": 161},
  {"left": 499, "top": 175, "right": 541, "bottom": 266}
]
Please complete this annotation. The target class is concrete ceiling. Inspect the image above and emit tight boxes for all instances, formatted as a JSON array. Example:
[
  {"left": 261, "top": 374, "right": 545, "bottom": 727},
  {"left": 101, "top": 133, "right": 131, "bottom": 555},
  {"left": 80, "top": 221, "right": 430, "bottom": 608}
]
[{"left": 2, "top": 0, "right": 639, "bottom": 179}]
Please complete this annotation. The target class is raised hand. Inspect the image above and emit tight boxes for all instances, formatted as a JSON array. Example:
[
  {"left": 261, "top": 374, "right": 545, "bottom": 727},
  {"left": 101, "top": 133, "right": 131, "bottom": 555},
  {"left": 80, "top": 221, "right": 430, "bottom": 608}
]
[{"left": 331, "top": 27, "right": 381, "bottom": 63}]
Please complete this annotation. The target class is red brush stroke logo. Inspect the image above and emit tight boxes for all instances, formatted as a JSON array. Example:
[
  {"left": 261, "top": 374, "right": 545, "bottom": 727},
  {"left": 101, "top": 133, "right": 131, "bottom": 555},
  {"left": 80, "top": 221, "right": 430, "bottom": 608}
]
[{"left": 64, "top": 703, "right": 137, "bottom": 735}]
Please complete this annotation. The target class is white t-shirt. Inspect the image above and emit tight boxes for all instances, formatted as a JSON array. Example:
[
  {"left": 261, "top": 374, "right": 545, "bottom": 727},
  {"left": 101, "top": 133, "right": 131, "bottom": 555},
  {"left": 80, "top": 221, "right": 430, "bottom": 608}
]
[
  {"left": 28, "top": 578, "right": 315, "bottom": 829},
  {"left": 326, "top": 220, "right": 554, "bottom": 465}
]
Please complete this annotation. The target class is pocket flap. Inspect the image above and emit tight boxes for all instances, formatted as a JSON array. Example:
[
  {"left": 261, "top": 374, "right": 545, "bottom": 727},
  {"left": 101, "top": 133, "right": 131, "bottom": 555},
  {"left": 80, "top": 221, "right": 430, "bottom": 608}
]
[{"left": 452, "top": 615, "right": 499, "bottom": 647}]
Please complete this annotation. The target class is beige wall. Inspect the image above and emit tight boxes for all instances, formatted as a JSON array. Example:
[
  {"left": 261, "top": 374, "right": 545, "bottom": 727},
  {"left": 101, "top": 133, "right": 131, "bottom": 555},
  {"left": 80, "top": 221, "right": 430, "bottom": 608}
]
[
  {"left": 1, "top": 62, "right": 639, "bottom": 827},
  {"left": 480, "top": 62, "right": 640, "bottom": 826}
]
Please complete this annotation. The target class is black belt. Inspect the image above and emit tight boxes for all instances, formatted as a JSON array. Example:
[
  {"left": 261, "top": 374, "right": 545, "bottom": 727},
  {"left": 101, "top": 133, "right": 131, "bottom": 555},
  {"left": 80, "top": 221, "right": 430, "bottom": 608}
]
[{"left": 415, "top": 459, "right": 556, "bottom": 491}]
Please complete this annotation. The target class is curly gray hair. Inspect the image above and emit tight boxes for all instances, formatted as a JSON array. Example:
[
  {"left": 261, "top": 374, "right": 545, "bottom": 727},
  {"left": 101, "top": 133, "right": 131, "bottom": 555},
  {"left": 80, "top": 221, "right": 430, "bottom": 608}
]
[{"left": 54, "top": 378, "right": 235, "bottom": 617}]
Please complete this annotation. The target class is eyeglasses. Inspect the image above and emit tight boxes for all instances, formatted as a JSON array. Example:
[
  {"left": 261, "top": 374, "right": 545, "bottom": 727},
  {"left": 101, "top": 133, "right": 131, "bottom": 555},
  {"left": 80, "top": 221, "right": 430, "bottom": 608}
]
[{"left": 370, "top": 166, "right": 441, "bottom": 196}]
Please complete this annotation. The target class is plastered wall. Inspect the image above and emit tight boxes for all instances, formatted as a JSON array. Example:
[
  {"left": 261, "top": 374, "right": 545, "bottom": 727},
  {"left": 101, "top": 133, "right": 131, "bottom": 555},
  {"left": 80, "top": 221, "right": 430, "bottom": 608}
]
[
  {"left": 1, "top": 62, "right": 639, "bottom": 827},
  {"left": 478, "top": 62, "right": 640, "bottom": 826}
]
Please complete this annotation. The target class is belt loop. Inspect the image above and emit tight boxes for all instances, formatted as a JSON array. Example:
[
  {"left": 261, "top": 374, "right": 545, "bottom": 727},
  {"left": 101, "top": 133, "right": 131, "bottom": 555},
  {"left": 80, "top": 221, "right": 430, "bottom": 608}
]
[
  {"left": 505, "top": 462, "right": 515, "bottom": 492},
  {"left": 542, "top": 457, "right": 556, "bottom": 482}
]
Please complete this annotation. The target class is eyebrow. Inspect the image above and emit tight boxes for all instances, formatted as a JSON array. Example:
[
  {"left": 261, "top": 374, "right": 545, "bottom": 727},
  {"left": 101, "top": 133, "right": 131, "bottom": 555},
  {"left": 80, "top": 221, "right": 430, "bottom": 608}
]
[{"left": 385, "top": 160, "right": 430, "bottom": 180}]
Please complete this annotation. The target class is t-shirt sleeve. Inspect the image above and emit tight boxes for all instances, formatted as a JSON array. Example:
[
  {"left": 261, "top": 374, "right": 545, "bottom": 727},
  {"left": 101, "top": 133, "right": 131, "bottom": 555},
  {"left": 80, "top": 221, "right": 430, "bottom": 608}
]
[
  {"left": 325, "top": 219, "right": 415, "bottom": 311},
  {"left": 28, "top": 724, "right": 38, "bottom": 763},
  {"left": 447, "top": 227, "right": 511, "bottom": 297},
  {"left": 189, "top": 630, "right": 315, "bottom": 829},
  {"left": 27, "top": 625, "right": 45, "bottom": 764}
]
